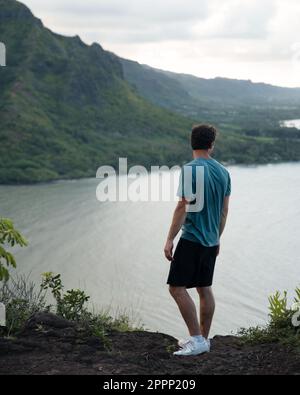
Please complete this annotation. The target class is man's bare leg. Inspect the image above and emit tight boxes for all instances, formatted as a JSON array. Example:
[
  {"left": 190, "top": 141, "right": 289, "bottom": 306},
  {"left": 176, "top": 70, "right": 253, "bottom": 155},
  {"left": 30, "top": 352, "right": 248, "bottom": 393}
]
[
  {"left": 197, "top": 287, "right": 215, "bottom": 339},
  {"left": 169, "top": 286, "right": 201, "bottom": 336}
]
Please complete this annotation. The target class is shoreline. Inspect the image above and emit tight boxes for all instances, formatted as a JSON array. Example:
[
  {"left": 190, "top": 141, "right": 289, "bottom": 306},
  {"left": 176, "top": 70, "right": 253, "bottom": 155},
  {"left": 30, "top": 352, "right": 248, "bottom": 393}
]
[{"left": 1, "top": 160, "right": 300, "bottom": 188}]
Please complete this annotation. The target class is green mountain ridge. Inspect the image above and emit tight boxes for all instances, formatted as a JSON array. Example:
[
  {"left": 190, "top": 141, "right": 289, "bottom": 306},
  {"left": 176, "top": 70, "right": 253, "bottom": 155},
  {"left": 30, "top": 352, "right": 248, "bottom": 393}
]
[
  {"left": 121, "top": 58, "right": 300, "bottom": 123},
  {"left": 0, "top": 0, "right": 194, "bottom": 183},
  {"left": 0, "top": 0, "right": 300, "bottom": 184}
]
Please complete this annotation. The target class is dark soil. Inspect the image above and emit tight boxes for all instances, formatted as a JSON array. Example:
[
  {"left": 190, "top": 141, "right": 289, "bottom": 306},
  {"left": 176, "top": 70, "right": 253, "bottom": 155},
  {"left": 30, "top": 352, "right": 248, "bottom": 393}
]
[{"left": 0, "top": 313, "right": 299, "bottom": 375}]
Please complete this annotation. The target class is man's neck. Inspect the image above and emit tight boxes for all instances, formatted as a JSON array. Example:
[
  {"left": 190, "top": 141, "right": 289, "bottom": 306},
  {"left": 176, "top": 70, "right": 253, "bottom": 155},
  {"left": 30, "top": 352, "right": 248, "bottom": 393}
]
[{"left": 193, "top": 150, "right": 211, "bottom": 160}]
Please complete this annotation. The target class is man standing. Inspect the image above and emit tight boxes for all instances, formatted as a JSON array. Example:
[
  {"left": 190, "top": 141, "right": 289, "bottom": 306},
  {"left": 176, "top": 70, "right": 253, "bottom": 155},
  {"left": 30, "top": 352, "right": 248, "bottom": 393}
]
[{"left": 164, "top": 124, "right": 231, "bottom": 356}]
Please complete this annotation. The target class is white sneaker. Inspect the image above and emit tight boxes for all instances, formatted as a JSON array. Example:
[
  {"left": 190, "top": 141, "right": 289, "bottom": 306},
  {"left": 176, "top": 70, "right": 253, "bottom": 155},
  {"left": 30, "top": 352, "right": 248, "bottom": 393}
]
[
  {"left": 174, "top": 337, "right": 210, "bottom": 356},
  {"left": 178, "top": 337, "right": 211, "bottom": 349},
  {"left": 178, "top": 338, "right": 191, "bottom": 348}
]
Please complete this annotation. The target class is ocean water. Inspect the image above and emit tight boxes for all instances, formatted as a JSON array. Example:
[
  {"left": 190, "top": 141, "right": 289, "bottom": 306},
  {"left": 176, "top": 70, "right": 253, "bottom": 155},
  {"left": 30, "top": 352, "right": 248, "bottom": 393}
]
[{"left": 0, "top": 162, "right": 300, "bottom": 339}]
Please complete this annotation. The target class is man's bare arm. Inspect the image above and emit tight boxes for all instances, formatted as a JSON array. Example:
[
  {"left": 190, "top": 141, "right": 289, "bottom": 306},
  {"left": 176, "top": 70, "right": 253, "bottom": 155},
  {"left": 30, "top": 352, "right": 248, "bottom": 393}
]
[
  {"left": 164, "top": 199, "right": 188, "bottom": 261},
  {"left": 216, "top": 196, "right": 230, "bottom": 256},
  {"left": 219, "top": 196, "right": 230, "bottom": 237}
]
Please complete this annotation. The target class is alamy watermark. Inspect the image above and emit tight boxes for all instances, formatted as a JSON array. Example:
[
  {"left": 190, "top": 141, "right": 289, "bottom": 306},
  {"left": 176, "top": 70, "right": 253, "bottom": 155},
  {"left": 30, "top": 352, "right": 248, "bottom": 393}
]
[
  {"left": 96, "top": 158, "right": 205, "bottom": 212},
  {"left": 0, "top": 42, "right": 6, "bottom": 67},
  {"left": 0, "top": 303, "right": 5, "bottom": 327},
  {"left": 291, "top": 302, "right": 300, "bottom": 328}
]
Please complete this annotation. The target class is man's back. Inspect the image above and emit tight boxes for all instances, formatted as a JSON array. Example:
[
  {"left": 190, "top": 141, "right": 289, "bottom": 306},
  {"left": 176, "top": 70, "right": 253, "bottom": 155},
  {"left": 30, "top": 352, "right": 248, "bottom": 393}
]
[
  {"left": 180, "top": 157, "right": 231, "bottom": 247},
  {"left": 165, "top": 124, "right": 231, "bottom": 356}
]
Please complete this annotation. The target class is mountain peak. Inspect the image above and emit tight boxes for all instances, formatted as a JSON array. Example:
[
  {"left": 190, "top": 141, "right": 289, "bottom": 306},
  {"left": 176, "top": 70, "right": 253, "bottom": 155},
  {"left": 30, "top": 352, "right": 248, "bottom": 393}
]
[
  {"left": 0, "top": 0, "right": 34, "bottom": 19},
  {"left": 0, "top": 0, "right": 43, "bottom": 28}
]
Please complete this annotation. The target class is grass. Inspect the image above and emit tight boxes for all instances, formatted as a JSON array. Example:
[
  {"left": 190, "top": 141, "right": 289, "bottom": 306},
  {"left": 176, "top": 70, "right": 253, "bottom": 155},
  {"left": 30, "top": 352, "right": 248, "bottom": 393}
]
[
  {"left": 0, "top": 274, "right": 47, "bottom": 336},
  {"left": 0, "top": 273, "right": 143, "bottom": 346},
  {"left": 1, "top": 272, "right": 299, "bottom": 353},
  {"left": 238, "top": 288, "right": 300, "bottom": 351}
]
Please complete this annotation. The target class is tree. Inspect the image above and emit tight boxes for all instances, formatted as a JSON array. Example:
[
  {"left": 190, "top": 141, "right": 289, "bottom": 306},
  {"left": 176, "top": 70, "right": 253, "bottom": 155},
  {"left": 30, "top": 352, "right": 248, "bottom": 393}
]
[{"left": 0, "top": 218, "right": 27, "bottom": 281}]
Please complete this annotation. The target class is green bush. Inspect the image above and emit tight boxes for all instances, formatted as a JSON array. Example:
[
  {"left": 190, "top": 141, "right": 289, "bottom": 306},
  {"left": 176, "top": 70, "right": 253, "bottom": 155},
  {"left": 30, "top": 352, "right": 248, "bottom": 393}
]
[
  {"left": 41, "top": 272, "right": 142, "bottom": 344},
  {"left": 41, "top": 272, "right": 90, "bottom": 321},
  {"left": 41, "top": 272, "right": 141, "bottom": 324},
  {"left": 0, "top": 274, "right": 47, "bottom": 335},
  {"left": 239, "top": 287, "right": 300, "bottom": 349},
  {"left": 1, "top": 272, "right": 142, "bottom": 342},
  {"left": 0, "top": 218, "right": 27, "bottom": 281}
]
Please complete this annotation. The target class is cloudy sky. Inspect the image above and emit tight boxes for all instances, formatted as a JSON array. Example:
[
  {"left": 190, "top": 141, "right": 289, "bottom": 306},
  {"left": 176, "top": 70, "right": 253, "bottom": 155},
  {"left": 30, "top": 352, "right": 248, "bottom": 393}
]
[{"left": 22, "top": 0, "right": 300, "bottom": 87}]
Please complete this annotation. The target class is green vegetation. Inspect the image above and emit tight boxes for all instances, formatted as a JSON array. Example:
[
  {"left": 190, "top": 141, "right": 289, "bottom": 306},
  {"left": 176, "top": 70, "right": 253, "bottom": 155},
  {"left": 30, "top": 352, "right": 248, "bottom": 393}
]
[
  {"left": 0, "top": 218, "right": 27, "bottom": 281},
  {"left": 0, "top": 1, "right": 300, "bottom": 184},
  {"left": 0, "top": 274, "right": 47, "bottom": 335},
  {"left": 121, "top": 59, "right": 300, "bottom": 165},
  {"left": 0, "top": 217, "right": 141, "bottom": 342},
  {"left": 41, "top": 272, "right": 90, "bottom": 322},
  {"left": 41, "top": 272, "right": 141, "bottom": 346},
  {"left": 0, "top": 0, "right": 191, "bottom": 184},
  {"left": 122, "top": 58, "right": 300, "bottom": 126},
  {"left": 0, "top": 272, "right": 142, "bottom": 344},
  {"left": 239, "top": 287, "right": 300, "bottom": 349}
]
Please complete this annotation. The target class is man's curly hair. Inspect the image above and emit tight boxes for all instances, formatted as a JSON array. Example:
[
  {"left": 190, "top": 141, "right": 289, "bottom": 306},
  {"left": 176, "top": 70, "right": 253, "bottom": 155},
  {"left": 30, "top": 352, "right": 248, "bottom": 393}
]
[{"left": 191, "top": 124, "right": 217, "bottom": 150}]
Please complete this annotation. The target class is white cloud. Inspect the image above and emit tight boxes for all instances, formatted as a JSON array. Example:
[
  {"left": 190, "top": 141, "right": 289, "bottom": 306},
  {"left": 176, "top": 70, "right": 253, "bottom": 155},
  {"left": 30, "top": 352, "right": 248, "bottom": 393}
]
[
  {"left": 57, "top": 0, "right": 208, "bottom": 22},
  {"left": 23, "top": 0, "right": 208, "bottom": 42},
  {"left": 21, "top": 0, "right": 300, "bottom": 87},
  {"left": 192, "top": 0, "right": 276, "bottom": 39}
]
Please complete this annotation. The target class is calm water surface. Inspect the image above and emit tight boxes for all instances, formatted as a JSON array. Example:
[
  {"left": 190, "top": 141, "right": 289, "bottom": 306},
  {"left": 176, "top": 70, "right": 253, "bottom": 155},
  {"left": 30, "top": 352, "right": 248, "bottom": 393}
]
[{"left": 0, "top": 162, "right": 300, "bottom": 338}]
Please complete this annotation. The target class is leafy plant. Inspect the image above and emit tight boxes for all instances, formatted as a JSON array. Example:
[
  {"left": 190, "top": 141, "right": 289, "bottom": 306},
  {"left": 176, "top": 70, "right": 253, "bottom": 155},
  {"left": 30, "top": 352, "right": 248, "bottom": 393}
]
[
  {"left": 294, "top": 287, "right": 300, "bottom": 303},
  {"left": 1, "top": 271, "right": 142, "bottom": 343},
  {"left": 268, "top": 290, "right": 290, "bottom": 327},
  {"left": 40, "top": 272, "right": 143, "bottom": 345},
  {"left": 269, "top": 291, "right": 287, "bottom": 317},
  {"left": 41, "top": 272, "right": 90, "bottom": 321},
  {"left": 239, "top": 287, "right": 300, "bottom": 349},
  {"left": 0, "top": 218, "right": 27, "bottom": 281}
]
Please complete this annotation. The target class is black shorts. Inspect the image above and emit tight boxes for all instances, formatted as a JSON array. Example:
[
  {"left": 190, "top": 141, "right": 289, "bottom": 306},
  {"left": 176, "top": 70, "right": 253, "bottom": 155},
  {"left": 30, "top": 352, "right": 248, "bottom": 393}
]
[{"left": 167, "top": 238, "right": 218, "bottom": 289}]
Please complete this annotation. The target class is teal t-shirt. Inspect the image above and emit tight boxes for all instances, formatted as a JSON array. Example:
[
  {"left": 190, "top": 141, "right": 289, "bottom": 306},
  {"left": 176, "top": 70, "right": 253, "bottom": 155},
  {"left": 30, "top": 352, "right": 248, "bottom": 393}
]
[{"left": 178, "top": 157, "right": 231, "bottom": 247}]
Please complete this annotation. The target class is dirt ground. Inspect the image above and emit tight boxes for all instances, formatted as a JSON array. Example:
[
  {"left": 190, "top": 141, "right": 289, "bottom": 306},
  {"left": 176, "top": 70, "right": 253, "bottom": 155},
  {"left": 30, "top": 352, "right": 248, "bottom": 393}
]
[{"left": 0, "top": 313, "right": 299, "bottom": 375}]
